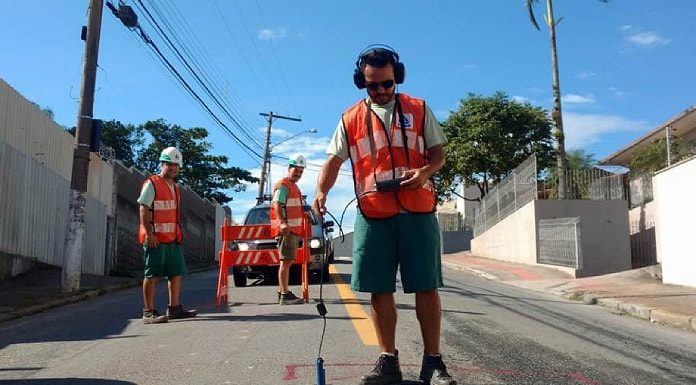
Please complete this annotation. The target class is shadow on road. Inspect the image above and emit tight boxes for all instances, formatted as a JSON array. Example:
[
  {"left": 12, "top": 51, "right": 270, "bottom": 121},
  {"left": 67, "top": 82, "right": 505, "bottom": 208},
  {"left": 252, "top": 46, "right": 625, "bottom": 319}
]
[{"left": 0, "top": 379, "right": 137, "bottom": 385}]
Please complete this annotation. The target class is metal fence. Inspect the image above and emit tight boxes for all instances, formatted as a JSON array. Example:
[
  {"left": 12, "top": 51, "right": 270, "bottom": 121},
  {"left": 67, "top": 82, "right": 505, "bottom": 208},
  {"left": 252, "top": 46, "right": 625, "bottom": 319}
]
[
  {"left": 629, "top": 220, "right": 657, "bottom": 268},
  {"left": 473, "top": 155, "right": 537, "bottom": 237},
  {"left": 539, "top": 168, "right": 627, "bottom": 201},
  {"left": 437, "top": 212, "right": 463, "bottom": 232},
  {"left": 537, "top": 217, "right": 581, "bottom": 268},
  {"left": 473, "top": 153, "right": 630, "bottom": 238}
]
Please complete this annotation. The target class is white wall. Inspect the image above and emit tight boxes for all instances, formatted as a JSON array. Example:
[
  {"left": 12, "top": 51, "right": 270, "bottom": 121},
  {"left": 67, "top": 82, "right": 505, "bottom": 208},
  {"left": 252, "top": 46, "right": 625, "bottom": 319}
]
[
  {"left": 472, "top": 199, "right": 631, "bottom": 277},
  {"left": 536, "top": 200, "right": 631, "bottom": 277},
  {"left": 471, "top": 200, "right": 537, "bottom": 265},
  {"left": 653, "top": 157, "right": 696, "bottom": 287}
]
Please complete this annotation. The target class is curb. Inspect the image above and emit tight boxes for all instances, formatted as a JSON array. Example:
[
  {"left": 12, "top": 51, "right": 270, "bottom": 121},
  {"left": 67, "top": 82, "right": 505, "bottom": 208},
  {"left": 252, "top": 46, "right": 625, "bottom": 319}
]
[
  {"left": 443, "top": 263, "right": 696, "bottom": 333},
  {"left": 0, "top": 279, "right": 140, "bottom": 324},
  {"left": 442, "top": 261, "right": 499, "bottom": 281}
]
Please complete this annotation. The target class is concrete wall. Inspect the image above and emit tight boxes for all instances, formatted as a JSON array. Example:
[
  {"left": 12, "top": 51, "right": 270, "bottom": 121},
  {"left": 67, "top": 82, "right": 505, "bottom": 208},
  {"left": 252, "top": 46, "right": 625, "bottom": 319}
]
[
  {"left": 112, "top": 162, "right": 219, "bottom": 274},
  {"left": 536, "top": 200, "right": 631, "bottom": 277},
  {"left": 471, "top": 200, "right": 537, "bottom": 265},
  {"left": 472, "top": 199, "right": 631, "bottom": 277},
  {"left": 653, "top": 157, "right": 696, "bottom": 287},
  {"left": 441, "top": 230, "right": 473, "bottom": 254},
  {"left": 0, "top": 79, "right": 114, "bottom": 278}
]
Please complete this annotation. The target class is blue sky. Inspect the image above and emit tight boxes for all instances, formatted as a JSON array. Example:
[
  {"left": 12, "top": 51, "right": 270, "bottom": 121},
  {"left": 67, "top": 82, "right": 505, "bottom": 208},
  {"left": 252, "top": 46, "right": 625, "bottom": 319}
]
[{"left": 1, "top": 0, "right": 694, "bottom": 230}]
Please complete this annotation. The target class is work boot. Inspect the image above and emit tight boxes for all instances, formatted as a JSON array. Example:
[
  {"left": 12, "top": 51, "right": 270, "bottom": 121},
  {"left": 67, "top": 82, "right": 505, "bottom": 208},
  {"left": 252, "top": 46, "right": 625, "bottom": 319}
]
[
  {"left": 167, "top": 304, "right": 197, "bottom": 319},
  {"left": 142, "top": 309, "right": 168, "bottom": 324},
  {"left": 279, "top": 291, "right": 304, "bottom": 305},
  {"left": 359, "top": 351, "right": 402, "bottom": 385},
  {"left": 419, "top": 353, "right": 456, "bottom": 385}
]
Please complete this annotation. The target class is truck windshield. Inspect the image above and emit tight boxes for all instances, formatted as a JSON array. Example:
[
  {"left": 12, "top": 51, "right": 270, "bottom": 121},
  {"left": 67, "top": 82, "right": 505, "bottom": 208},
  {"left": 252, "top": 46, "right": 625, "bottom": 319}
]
[{"left": 244, "top": 206, "right": 318, "bottom": 226}]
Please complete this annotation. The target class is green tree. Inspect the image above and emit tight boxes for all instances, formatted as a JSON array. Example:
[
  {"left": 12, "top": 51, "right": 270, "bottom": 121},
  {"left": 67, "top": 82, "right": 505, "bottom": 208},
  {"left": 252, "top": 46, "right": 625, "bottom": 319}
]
[
  {"left": 136, "top": 119, "right": 258, "bottom": 204},
  {"left": 436, "top": 92, "right": 555, "bottom": 201},
  {"left": 526, "top": 0, "right": 609, "bottom": 199},
  {"left": 629, "top": 137, "right": 690, "bottom": 175},
  {"left": 99, "top": 120, "right": 144, "bottom": 167}
]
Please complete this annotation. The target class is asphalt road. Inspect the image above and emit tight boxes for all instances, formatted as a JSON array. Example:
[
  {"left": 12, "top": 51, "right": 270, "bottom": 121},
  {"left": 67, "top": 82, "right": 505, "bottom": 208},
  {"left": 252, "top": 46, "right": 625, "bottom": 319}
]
[{"left": 1, "top": 259, "right": 695, "bottom": 385}]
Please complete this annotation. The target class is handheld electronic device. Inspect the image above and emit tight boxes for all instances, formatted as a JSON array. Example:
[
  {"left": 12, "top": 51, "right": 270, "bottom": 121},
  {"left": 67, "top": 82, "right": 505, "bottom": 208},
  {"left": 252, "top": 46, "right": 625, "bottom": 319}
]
[{"left": 376, "top": 176, "right": 407, "bottom": 192}]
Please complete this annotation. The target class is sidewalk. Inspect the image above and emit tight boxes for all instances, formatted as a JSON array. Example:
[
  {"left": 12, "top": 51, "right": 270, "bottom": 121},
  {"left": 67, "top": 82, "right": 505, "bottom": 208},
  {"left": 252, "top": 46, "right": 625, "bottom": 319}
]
[
  {"left": 442, "top": 251, "right": 696, "bottom": 333},
  {"left": 0, "top": 262, "right": 215, "bottom": 324}
]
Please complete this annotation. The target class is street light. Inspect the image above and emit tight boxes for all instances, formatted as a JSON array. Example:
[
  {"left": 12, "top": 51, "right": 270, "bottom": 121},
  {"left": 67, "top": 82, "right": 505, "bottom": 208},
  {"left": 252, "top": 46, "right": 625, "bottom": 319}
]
[{"left": 270, "top": 128, "right": 318, "bottom": 150}]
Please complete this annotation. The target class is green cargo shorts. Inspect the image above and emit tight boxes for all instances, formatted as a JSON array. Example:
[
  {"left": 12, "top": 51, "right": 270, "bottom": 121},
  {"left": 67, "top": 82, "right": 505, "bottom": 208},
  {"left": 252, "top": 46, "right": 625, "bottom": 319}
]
[
  {"left": 276, "top": 234, "right": 299, "bottom": 261},
  {"left": 351, "top": 211, "right": 443, "bottom": 294},
  {"left": 143, "top": 242, "right": 187, "bottom": 278}
]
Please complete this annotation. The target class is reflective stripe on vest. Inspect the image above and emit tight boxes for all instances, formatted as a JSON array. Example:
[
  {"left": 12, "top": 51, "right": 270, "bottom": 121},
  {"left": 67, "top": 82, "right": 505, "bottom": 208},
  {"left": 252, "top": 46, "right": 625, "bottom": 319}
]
[
  {"left": 270, "top": 178, "right": 305, "bottom": 237},
  {"left": 343, "top": 93, "right": 436, "bottom": 219},
  {"left": 138, "top": 175, "right": 183, "bottom": 244}
]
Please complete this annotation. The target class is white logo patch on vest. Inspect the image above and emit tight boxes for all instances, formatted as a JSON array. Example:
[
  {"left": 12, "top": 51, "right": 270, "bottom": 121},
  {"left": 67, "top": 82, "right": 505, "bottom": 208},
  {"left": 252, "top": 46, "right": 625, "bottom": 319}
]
[{"left": 395, "top": 113, "right": 414, "bottom": 130}]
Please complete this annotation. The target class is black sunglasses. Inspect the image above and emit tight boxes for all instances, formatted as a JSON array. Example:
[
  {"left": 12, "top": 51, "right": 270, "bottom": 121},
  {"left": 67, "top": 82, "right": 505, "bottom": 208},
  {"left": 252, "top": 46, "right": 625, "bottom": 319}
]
[{"left": 365, "top": 79, "right": 395, "bottom": 90}]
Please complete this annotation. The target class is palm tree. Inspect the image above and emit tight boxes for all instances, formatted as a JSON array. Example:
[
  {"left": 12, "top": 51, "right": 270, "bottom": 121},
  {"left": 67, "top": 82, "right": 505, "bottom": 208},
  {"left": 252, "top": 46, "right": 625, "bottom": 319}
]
[{"left": 525, "top": 0, "right": 608, "bottom": 199}]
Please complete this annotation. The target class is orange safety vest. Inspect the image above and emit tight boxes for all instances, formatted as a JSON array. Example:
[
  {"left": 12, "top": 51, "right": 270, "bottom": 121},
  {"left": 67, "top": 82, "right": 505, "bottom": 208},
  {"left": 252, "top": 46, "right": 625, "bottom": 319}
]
[
  {"left": 138, "top": 175, "right": 184, "bottom": 244},
  {"left": 342, "top": 93, "right": 436, "bottom": 219},
  {"left": 270, "top": 177, "right": 305, "bottom": 237}
]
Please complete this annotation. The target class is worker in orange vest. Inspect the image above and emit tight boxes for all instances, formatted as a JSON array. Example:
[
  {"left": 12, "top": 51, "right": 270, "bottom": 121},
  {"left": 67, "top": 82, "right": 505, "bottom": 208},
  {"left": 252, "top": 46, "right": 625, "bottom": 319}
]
[
  {"left": 137, "top": 147, "right": 198, "bottom": 324},
  {"left": 313, "top": 46, "right": 455, "bottom": 385},
  {"left": 270, "top": 154, "right": 307, "bottom": 305}
]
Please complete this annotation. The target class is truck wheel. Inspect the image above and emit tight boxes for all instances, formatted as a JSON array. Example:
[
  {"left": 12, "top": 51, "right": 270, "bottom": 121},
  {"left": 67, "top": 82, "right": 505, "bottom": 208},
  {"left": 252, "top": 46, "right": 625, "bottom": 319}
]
[
  {"left": 321, "top": 265, "right": 331, "bottom": 283},
  {"left": 232, "top": 267, "right": 247, "bottom": 287}
]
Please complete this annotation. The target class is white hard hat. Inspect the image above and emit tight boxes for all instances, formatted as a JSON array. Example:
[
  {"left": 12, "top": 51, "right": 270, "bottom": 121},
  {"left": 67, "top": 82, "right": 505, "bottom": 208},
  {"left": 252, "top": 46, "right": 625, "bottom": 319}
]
[
  {"left": 288, "top": 154, "right": 306, "bottom": 169},
  {"left": 159, "top": 147, "right": 183, "bottom": 166}
]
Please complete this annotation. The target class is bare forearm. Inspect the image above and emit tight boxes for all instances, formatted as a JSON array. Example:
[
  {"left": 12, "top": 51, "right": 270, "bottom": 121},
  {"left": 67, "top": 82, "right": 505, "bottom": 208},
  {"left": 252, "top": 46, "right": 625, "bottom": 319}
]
[
  {"left": 139, "top": 205, "right": 153, "bottom": 235},
  {"left": 422, "top": 145, "right": 445, "bottom": 179}
]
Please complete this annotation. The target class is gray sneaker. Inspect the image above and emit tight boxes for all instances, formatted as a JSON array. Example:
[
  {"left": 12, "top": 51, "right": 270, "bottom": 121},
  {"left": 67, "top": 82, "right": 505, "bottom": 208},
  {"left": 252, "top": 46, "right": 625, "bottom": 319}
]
[
  {"left": 360, "top": 351, "right": 402, "bottom": 385},
  {"left": 142, "top": 309, "right": 168, "bottom": 324},
  {"left": 279, "top": 291, "right": 304, "bottom": 305}
]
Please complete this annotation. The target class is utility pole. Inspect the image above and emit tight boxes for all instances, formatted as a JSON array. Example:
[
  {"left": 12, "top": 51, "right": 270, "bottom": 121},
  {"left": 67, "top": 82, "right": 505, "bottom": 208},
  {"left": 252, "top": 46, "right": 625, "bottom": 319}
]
[
  {"left": 665, "top": 125, "right": 672, "bottom": 167},
  {"left": 62, "top": 0, "right": 104, "bottom": 293},
  {"left": 257, "top": 112, "right": 302, "bottom": 203}
]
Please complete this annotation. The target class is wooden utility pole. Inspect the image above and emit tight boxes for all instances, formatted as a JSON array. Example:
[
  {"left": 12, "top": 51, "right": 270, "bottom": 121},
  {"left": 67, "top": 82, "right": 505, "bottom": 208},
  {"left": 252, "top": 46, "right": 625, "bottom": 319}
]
[
  {"left": 62, "top": 0, "right": 104, "bottom": 292},
  {"left": 257, "top": 112, "right": 302, "bottom": 203}
]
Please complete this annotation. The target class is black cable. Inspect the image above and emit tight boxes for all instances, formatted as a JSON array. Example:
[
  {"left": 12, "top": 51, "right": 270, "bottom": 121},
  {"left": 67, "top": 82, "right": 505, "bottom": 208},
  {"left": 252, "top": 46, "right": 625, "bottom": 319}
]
[
  {"left": 107, "top": 2, "right": 263, "bottom": 159},
  {"left": 135, "top": 0, "right": 262, "bottom": 149}
]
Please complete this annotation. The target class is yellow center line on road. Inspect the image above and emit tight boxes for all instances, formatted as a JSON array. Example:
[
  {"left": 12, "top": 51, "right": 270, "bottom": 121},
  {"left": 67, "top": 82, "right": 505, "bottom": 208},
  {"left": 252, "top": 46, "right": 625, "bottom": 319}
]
[{"left": 329, "top": 264, "right": 378, "bottom": 346}]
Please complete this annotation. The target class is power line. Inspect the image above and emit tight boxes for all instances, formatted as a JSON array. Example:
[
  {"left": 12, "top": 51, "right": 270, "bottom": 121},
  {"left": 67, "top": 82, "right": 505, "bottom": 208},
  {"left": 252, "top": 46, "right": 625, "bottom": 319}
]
[
  {"left": 153, "top": 0, "right": 262, "bottom": 136},
  {"left": 134, "top": 0, "right": 261, "bottom": 149},
  {"left": 106, "top": 1, "right": 262, "bottom": 160}
]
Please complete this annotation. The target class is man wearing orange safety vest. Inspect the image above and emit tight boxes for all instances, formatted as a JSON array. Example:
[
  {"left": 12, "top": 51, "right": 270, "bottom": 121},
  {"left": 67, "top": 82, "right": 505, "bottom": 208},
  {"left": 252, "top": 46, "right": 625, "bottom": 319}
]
[
  {"left": 270, "top": 154, "right": 307, "bottom": 305},
  {"left": 313, "top": 46, "right": 455, "bottom": 385},
  {"left": 137, "top": 147, "right": 197, "bottom": 324}
]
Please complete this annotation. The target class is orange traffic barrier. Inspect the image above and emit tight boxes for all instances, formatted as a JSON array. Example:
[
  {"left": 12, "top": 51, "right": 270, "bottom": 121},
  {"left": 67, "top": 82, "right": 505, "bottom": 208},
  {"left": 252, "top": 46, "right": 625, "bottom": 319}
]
[{"left": 216, "top": 217, "right": 311, "bottom": 306}]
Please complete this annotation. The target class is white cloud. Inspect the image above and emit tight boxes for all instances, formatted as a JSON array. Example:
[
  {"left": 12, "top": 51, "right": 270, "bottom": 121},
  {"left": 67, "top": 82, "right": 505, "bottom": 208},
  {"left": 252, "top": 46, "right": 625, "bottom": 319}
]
[
  {"left": 626, "top": 31, "right": 670, "bottom": 46},
  {"left": 575, "top": 71, "right": 596, "bottom": 79},
  {"left": 562, "top": 93, "right": 595, "bottom": 104},
  {"left": 619, "top": 25, "right": 635, "bottom": 32},
  {"left": 258, "top": 28, "right": 287, "bottom": 40},
  {"left": 512, "top": 95, "right": 529, "bottom": 104},
  {"left": 563, "top": 112, "right": 650, "bottom": 148},
  {"left": 608, "top": 87, "right": 628, "bottom": 97}
]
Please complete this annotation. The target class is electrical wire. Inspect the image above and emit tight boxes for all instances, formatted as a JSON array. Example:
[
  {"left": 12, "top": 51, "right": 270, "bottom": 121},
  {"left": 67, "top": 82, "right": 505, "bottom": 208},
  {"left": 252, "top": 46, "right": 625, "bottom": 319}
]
[
  {"left": 155, "top": 0, "right": 263, "bottom": 138},
  {"left": 135, "top": 0, "right": 261, "bottom": 148},
  {"left": 108, "top": 2, "right": 263, "bottom": 160}
]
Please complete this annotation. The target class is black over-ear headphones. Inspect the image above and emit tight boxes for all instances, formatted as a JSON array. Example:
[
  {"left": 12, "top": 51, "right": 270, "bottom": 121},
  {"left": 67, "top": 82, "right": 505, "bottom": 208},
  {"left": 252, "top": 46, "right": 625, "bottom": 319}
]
[{"left": 353, "top": 44, "right": 406, "bottom": 89}]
